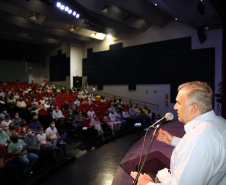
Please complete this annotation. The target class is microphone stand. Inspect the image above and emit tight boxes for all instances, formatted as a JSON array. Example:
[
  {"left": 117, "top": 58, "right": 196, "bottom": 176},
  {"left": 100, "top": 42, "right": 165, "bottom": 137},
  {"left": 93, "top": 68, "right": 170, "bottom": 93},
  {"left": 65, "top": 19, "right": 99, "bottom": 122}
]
[{"left": 133, "top": 125, "right": 161, "bottom": 185}]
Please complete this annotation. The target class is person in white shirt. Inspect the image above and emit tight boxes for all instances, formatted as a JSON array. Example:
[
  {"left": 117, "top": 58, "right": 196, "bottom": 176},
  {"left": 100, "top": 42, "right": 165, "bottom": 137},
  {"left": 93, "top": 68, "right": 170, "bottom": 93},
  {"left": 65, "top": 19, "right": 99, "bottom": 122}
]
[
  {"left": 37, "top": 126, "right": 54, "bottom": 150},
  {"left": 109, "top": 110, "right": 121, "bottom": 131},
  {"left": 16, "top": 98, "right": 27, "bottom": 108},
  {"left": 52, "top": 106, "right": 65, "bottom": 130},
  {"left": 87, "top": 108, "right": 95, "bottom": 119},
  {"left": 1, "top": 114, "right": 12, "bottom": 130},
  {"left": 45, "top": 121, "right": 68, "bottom": 157},
  {"left": 131, "top": 81, "right": 226, "bottom": 185}
]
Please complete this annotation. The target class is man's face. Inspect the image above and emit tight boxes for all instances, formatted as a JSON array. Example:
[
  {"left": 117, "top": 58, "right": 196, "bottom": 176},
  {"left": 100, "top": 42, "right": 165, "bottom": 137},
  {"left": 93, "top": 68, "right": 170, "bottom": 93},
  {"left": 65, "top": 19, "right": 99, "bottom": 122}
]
[{"left": 174, "top": 89, "right": 193, "bottom": 124}]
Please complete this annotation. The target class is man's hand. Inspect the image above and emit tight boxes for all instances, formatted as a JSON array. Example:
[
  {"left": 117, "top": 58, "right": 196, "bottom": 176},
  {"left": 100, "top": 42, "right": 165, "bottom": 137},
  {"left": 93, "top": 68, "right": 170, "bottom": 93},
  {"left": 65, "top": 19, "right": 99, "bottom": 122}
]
[
  {"left": 130, "top": 171, "right": 154, "bottom": 185},
  {"left": 34, "top": 146, "right": 40, "bottom": 151},
  {"left": 156, "top": 129, "right": 173, "bottom": 145}
]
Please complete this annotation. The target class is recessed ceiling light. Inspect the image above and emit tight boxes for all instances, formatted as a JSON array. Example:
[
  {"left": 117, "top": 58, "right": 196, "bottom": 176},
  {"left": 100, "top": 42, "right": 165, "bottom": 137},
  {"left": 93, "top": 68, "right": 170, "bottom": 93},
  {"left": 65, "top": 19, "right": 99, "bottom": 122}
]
[
  {"left": 154, "top": 3, "right": 157, "bottom": 6},
  {"left": 65, "top": 6, "right": 69, "bottom": 12},
  {"left": 175, "top": 18, "right": 178, "bottom": 21},
  {"left": 56, "top": 2, "right": 61, "bottom": 8},
  {"left": 68, "top": 9, "right": 72, "bottom": 14}
]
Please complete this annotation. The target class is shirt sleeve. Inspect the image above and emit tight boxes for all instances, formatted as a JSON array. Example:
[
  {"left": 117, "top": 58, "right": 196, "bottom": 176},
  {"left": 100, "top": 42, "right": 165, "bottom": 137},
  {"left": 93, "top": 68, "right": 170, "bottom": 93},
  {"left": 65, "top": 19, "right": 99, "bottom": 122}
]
[{"left": 171, "top": 136, "right": 181, "bottom": 147}]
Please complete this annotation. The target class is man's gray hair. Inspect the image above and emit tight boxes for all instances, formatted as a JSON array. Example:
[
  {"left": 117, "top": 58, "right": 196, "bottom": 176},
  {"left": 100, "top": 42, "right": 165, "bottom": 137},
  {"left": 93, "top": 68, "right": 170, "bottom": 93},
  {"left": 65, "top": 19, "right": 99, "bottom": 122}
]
[{"left": 178, "top": 81, "right": 213, "bottom": 113}]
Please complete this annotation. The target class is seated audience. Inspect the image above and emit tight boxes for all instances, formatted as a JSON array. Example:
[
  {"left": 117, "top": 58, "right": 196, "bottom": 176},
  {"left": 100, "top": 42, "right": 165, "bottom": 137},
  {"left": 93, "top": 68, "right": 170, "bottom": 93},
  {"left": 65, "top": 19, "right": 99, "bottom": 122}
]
[
  {"left": 12, "top": 112, "right": 22, "bottom": 130},
  {"left": 0, "top": 108, "right": 8, "bottom": 119},
  {"left": 103, "top": 111, "right": 115, "bottom": 135},
  {"left": 66, "top": 109, "right": 82, "bottom": 133},
  {"left": 45, "top": 121, "right": 68, "bottom": 157},
  {"left": 62, "top": 101, "right": 69, "bottom": 111},
  {"left": 52, "top": 106, "right": 65, "bottom": 130},
  {"left": 109, "top": 109, "right": 121, "bottom": 131},
  {"left": 8, "top": 133, "right": 39, "bottom": 176},
  {"left": 20, "top": 119, "right": 27, "bottom": 137},
  {"left": 7, "top": 123, "right": 22, "bottom": 138},
  {"left": 90, "top": 115, "right": 104, "bottom": 140},
  {"left": 1, "top": 114, "right": 12, "bottom": 130},
  {"left": 24, "top": 128, "right": 41, "bottom": 155},
  {"left": 69, "top": 101, "right": 76, "bottom": 110},
  {"left": 114, "top": 108, "right": 126, "bottom": 129},
  {"left": 87, "top": 108, "right": 95, "bottom": 119},
  {"left": 0, "top": 127, "right": 11, "bottom": 146},
  {"left": 37, "top": 126, "right": 54, "bottom": 151},
  {"left": 30, "top": 115, "right": 42, "bottom": 134}
]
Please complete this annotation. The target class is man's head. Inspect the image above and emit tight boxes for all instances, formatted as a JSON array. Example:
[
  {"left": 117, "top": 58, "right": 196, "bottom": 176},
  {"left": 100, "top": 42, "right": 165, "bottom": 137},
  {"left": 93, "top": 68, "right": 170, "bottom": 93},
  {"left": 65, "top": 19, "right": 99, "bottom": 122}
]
[
  {"left": 33, "top": 116, "right": 38, "bottom": 122},
  {"left": 27, "top": 128, "right": 33, "bottom": 136},
  {"left": 68, "top": 109, "right": 72, "bottom": 114},
  {"left": 50, "top": 121, "right": 55, "bottom": 128},
  {"left": 39, "top": 126, "right": 44, "bottom": 134},
  {"left": 174, "top": 81, "right": 213, "bottom": 124},
  {"left": 11, "top": 133, "right": 18, "bottom": 143},
  {"left": 14, "top": 112, "right": 19, "bottom": 118},
  {"left": 9, "top": 123, "right": 15, "bottom": 130}
]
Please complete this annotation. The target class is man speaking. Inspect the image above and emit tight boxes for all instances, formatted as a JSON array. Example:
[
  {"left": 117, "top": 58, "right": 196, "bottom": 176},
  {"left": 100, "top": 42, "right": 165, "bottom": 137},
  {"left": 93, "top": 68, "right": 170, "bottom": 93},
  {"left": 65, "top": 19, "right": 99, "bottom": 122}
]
[{"left": 131, "top": 81, "right": 226, "bottom": 185}]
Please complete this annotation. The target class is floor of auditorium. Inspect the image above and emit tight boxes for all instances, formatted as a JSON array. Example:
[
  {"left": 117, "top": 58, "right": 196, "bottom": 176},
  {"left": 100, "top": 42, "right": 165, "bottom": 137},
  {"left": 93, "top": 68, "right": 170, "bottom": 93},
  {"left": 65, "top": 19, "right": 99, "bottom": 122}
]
[{"left": 21, "top": 130, "right": 140, "bottom": 185}]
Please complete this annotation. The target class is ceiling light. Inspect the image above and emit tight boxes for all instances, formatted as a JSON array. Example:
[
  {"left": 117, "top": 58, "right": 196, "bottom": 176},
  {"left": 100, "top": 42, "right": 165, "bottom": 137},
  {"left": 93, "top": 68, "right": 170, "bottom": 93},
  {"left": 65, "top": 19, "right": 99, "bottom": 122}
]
[
  {"left": 65, "top": 6, "right": 69, "bottom": 12},
  {"left": 175, "top": 18, "right": 177, "bottom": 21},
  {"left": 106, "top": 34, "right": 112, "bottom": 40},
  {"left": 154, "top": 3, "right": 157, "bottom": 6},
  {"left": 56, "top": 2, "right": 61, "bottom": 8},
  {"left": 73, "top": 11, "right": 76, "bottom": 16},
  {"left": 60, "top": 5, "right": 65, "bottom": 10},
  {"left": 68, "top": 9, "right": 72, "bottom": 14},
  {"left": 76, "top": 14, "right": 80, "bottom": 18}
]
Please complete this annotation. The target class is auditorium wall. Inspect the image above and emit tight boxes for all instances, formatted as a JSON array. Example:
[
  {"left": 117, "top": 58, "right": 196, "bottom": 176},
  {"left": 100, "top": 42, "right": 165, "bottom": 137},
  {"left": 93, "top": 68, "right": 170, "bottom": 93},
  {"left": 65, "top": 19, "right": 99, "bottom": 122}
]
[
  {"left": 82, "top": 20, "right": 222, "bottom": 117},
  {"left": 0, "top": 59, "right": 28, "bottom": 82}
]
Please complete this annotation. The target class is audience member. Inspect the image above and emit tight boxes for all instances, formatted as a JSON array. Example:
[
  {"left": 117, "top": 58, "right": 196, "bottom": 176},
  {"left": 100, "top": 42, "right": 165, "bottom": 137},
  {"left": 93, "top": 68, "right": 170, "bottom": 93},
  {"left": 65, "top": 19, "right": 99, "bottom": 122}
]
[
  {"left": 24, "top": 128, "right": 41, "bottom": 155},
  {"left": 8, "top": 133, "right": 39, "bottom": 176},
  {"left": 37, "top": 126, "right": 54, "bottom": 151},
  {"left": 7, "top": 123, "right": 22, "bottom": 138},
  {"left": 0, "top": 108, "right": 8, "bottom": 119},
  {"left": 109, "top": 109, "right": 121, "bottom": 131},
  {"left": 20, "top": 119, "right": 27, "bottom": 137},
  {"left": 87, "top": 108, "right": 95, "bottom": 119},
  {"left": 69, "top": 101, "right": 76, "bottom": 110},
  {"left": 62, "top": 101, "right": 69, "bottom": 111},
  {"left": 45, "top": 121, "right": 68, "bottom": 156},
  {"left": 0, "top": 127, "right": 11, "bottom": 146},
  {"left": 1, "top": 114, "right": 12, "bottom": 130},
  {"left": 66, "top": 109, "right": 82, "bottom": 133},
  {"left": 12, "top": 112, "right": 22, "bottom": 129},
  {"left": 52, "top": 106, "right": 65, "bottom": 130},
  {"left": 103, "top": 111, "right": 115, "bottom": 135},
  {"left": 90, "top": 115, "right": 104, "bottom": 140},
  {"left": 30, "top": 115, "right": 42, "bottom": 134}
]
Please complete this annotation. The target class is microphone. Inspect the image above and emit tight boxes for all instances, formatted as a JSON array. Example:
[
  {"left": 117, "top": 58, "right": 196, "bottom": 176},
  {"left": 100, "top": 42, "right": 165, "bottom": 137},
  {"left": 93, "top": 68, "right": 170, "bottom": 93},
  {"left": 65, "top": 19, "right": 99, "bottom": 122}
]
[{"left": 149, "top": 112, "right": 174, "bottom": 129}]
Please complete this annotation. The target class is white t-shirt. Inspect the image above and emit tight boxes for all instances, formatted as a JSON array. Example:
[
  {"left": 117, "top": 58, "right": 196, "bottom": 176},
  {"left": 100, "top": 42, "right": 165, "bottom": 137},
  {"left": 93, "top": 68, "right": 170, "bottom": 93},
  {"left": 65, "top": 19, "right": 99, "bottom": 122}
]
[
  {"left": 1, "top": 120, "right": 12, "bottom": 129},
  {"left": 37, "top": 133, "right": 47, "bottom": 144},
  {"left": 45, "top": 126, "right": 58, "bottom": 139},
  {"left": 87, "top": 111, "right": 95, "bottom": 118},
  {"left": 17, "top": 101, "right": 26, "bottom": 107}
]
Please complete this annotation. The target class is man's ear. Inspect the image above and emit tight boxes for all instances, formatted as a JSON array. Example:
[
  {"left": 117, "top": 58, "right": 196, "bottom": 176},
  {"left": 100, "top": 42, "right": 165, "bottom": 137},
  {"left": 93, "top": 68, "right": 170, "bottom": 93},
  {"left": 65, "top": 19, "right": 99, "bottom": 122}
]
[{"left": 191, "top": 103, "right": 199, "bottom": 114}]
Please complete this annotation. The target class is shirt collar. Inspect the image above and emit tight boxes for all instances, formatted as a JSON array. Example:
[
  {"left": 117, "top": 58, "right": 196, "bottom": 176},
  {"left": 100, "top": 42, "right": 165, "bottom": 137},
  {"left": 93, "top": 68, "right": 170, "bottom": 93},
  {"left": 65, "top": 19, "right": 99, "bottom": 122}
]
[{"left": 184, "top": 110, "right": 215, "bottom": 133}]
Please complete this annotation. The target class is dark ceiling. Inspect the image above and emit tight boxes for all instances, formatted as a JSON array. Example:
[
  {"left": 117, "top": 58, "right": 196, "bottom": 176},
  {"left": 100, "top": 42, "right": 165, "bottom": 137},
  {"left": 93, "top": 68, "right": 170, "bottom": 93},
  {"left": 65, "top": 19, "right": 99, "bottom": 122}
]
[{"left": 0, "top": 0, "right": 224, "bottom": 62}]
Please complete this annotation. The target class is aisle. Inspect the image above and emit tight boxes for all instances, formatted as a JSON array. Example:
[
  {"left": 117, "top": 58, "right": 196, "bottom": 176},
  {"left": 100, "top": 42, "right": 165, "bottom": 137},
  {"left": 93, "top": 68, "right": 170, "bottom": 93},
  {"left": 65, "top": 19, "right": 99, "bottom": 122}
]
[{"left": 39, "top": 131, "right": 139, "bottom": 185}]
